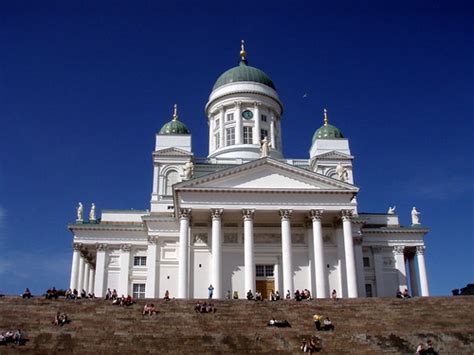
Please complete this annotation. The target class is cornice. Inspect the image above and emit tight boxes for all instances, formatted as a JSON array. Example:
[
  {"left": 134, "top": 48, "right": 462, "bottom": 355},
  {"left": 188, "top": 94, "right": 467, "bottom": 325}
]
[
  {"left": 68, "top": 223, "right": 145, "bottom": 232},
  {"left": 177, "top": 187, "right": 357, "bottom": 194},
  {"left": 362, "top": 227, "right": 430, "bottom": 234}
]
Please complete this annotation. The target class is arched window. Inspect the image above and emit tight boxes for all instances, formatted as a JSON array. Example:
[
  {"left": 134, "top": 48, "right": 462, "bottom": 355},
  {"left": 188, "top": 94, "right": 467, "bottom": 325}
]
[{"left": 165, "top": 170, "right": 179, "bottom": 195}]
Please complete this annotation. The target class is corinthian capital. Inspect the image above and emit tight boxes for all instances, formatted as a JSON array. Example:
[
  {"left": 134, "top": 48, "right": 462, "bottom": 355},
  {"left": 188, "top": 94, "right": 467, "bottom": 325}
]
[
  {"left": 242, "top": 209, "right": 255, "bottom": 220},
  {"left": 309, "top": 209, "right": 324, "bottom": 221},
  {"left": 147, "top": 236, "right": 158, "bottom": 245},
  {"left": 120, "top": 244, "right": 132, "bottom": 252},
  {"left": 179, "top": 208, "right": 192, "bottom": 220},
  {"left": 73, "top": 242, "right": 83, "bottom": 251},
  {"left": 96, "top": 243, "right": 107, "bottom": 251},
  {"left": 341, "top": 209, "right": 354, "bottom": 221},
  {"left": 279, "top": 209, "right": 292, "bottom": 220},
  {"left": 393, "top": 246, "right": 405, "bottom": 255},
  {"left": 210, "top": 208, "right": 224, "bottom": 220},
  {"left": 416, "top": 245, "right": 426, "bottom": 255}
]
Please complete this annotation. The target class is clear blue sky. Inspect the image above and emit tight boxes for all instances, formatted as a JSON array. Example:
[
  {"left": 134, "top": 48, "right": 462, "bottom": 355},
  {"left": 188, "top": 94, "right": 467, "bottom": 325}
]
[{"left": 0, "top": 1, "right": 472, "bottom": 296}]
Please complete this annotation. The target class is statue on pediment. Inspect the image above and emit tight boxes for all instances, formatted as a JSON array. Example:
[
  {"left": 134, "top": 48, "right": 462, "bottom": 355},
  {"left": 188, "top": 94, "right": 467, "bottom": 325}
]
[
  {"left": 387, "top": 206, "right": 396, "bottom": 215},
  {"left": 76, "top": 202, "right": 84, "bottom": 221},
  {"left": 260, "top": 136, "right": 271, "bottom": 157},
  {"left": 335, "top": 162, "right": 348, "bottom": 182},
  {"left": 411, "top": 207, "right": 421, "bottom": 225},
  {"left": 182, "top": 160, "right": 194, "bottom": 180},
  {"left": 89, "top": 203, "right": 96, "bottom": 222}
]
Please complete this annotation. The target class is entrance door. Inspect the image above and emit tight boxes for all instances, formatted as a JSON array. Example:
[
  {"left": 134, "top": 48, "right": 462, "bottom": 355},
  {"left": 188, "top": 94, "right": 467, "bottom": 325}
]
[
  {"left": 256, "top": 264, "right": 275, "bottom": 299},
  {"left": 256, "top": 280, "right": 275, "bottom": 299}
]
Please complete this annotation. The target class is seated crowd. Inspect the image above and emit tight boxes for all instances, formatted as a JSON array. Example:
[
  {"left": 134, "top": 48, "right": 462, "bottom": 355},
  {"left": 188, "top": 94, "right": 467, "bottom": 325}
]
[
  {"left": 300, "top": 336, "right": 321, "bottom": 353},
  {"left": 294, "top": 289, "right": 312, "bottom": 301},
  {"left": 396, "top": 288, "right": 411, "bottom": 299},
  {"left": 194, "top": 301, "right": 216, "bottom": 313},
  {"left": 104, "top": 288, "right": 134, "bottom": 306},
  {"left": 313, "top": 314, "right": 335, "bottom": 331},
  {"left": 65, "top": 288, "right": 95, "bottom": 300},
  {"left": 52, "top": 312, "right": 69, "bottom": 326},
  {"left": 0, "top": 329, "right": 24, "bottom": 345}
]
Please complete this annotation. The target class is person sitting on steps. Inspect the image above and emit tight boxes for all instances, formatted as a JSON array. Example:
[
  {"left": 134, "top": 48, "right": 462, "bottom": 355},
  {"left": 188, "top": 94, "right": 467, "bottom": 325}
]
[
  {"left": 164, "top": 290, "right": 170, "bottom": 301},
  {"left": 313, "top": 314, "right": 323, "bottom": 331},
  {"left": 247, "top": 290, "right": 254, "bottom": 300},
  {"left": 323, "top": 317, "right": 334, "bottom": 331},
  {"left": 22, "top": 288, "right": 32, "bottom": 299}
]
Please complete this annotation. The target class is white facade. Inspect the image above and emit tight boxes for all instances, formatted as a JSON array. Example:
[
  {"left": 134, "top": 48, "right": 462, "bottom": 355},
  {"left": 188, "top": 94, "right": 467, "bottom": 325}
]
[{"left": 68, "top": 45, "right": 430, "bottom": 300}]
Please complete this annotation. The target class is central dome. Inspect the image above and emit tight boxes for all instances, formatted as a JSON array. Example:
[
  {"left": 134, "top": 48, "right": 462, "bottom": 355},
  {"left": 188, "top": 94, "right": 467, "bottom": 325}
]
[{"left": 213, "top": 61, "right": 276, "bottom": 91}]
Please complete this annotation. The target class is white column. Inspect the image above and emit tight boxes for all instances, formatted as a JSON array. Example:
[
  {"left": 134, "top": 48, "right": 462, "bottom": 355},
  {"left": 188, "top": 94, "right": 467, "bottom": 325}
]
[
  {"left": 178, "top": 208, "right": 191, "bottom": 299},
  {"left": 119, "top": 244, "right": 131, "bottom": 296},
  {"left": 77, "top": 255, "right": 85, "bottom": 292},
  {"left": 235, "top": 101, "right": 242, "bottom": 144},
  {"left": 416, "top": 246, "right": 430, "bottom": 296},
  {"left": 393, "top": 246, "right": 407, "bottom": 291},
  {"left": 408, "top": 253, "right": 419, "bottom": 296},
  {"left": 253, "top": 102, "right": 260, "bottom": 144},
  {"left": 69, "top": 243, "right": 81, "bottom": 290},
  {"left": 94, "top": 244, "right": 108, "bottom": 297},
  {"left": 342, "top": 210, "right": 358, "bottom": 298},
  {"left": 373, "top": 247, "right": 385, "bottom": 297},
  {"left": 280, "top": 209, "right": 294, "bottom": 297},
  {"left": 307, "top": 226, "right": 315, "bottom": 296},
  {"left": 88, "top": 268, "right": 95, "bottom": 295},
  {"left": 277, "top": 118, "right": 282, "bottom": 151},
  {"left": 354, "top": 237, "right": 365, "bottom": 297},
  {"left": 270, "top": 117, "right": 275, "bottom": 148},
  {"left": 219, "top": 107, "right": 225, "bottom": 148},
  {"left": 274, "top": 260, "right": 281, "bottom": 294},
  {"left": 211, "top": 208, "right": 224, "bottom": 299},
  {"left": 146, "top": 237, "right": 159, "bottom": 298},
  {"left": 151, "top": 165, "right": 159, "bottom": 202},
  {"left": 310, "top": 209, "right": 327, "bottom": 298},
  {"left": 243, "top": 209, "right": 255, "bottom": 295},
  {"left": 208, "top": 114, "right": 214, "bottom": 154},
  {"left": 84, "top": 262, "right": 90, "bottom": 294}
]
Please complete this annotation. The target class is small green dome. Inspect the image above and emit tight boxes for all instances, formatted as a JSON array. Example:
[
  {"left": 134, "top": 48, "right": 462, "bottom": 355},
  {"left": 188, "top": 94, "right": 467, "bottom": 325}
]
[
  {"left": 312, "top": 109, "right": 344, "bottom": 142},
  {"left": 312, "top": 124, "right": 344, "bottom": 142},
  {"left": 213, "top": 61, "right": 276, "bottom": 91},
  {"left": 158, "top": 104, "right": 191, "bottom": 135}
]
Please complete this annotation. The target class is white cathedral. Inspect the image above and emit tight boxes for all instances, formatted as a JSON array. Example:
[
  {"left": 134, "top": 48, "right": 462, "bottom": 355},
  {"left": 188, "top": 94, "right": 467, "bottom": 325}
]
[{"left": 68, "top": 42, "right": 430, "bottom": 300}]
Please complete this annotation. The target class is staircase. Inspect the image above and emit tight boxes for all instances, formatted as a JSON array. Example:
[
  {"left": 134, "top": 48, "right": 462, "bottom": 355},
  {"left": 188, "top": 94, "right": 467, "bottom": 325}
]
[{"left": 0, "top": 296, "right": 472, "bottom": 354}]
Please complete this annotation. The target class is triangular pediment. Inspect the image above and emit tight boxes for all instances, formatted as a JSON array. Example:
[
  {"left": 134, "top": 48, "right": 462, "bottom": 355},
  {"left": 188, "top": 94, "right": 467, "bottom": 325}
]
[
  {"left": 153, "top": 147, "right": 193, "bottom": 157},
  {"left": 315, "top": 151, "right": 353, "bottom": 160},
  {"left": 176, "top": 158, "right": 358, "bottom": 192}
]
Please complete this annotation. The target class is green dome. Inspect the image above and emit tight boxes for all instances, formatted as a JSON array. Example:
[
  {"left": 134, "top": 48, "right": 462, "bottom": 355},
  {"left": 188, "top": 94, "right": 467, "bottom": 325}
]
[
  {"left": 213, "top": 61, "right": 276, "bottom": 91},
  {"left": 158, "top": 104, "right": 190, "bottom": 135},
  {"left": 312, "top": 124, "right": 344, "bottom": 142},
  {"left": 159, "top": 120, "right": 190, "bottom": 135}
]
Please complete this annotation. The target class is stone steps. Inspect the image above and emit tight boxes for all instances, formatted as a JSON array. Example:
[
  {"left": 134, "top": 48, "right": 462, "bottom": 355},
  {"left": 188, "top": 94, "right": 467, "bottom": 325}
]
[{"left": 0, "top": 296, "right": 472, "bottom": 353}]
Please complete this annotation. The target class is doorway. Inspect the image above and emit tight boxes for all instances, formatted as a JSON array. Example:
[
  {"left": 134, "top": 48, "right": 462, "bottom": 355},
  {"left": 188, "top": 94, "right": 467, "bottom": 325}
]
[{"left": 256, "top": 264, "right": 275, "bottom": 299}]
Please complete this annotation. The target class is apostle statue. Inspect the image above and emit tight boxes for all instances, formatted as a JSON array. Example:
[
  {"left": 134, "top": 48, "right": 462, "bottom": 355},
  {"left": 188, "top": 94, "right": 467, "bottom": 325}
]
[
  {"left": 387, "top": 206, "right": 396, "bottom": 215},
  {"left": 335, "top": 162, "right": 349, "bottom": 182},
  {"left": 411, "top": 207, "right": 421, "bottom": 225},
  {"left": 260, "top": 136, "right": 271, "bottom": 158},
  {"left": 76, "top": 202, "right": 84, "bottom": 222},
  {"left": 182, "top": 160, "right": 194, "bottom": 180},
  {"left": 89, "top": 203, "right": 96, "bottom": 222}
]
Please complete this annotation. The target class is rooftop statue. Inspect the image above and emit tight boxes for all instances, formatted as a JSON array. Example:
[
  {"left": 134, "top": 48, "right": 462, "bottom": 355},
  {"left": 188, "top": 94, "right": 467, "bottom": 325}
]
[
  {"left": 260, "top": 136, "right": 271, "bottom": 158},
  {"left": 388, "top": 206, "right": 396, "bottom": 215},
  {"left": 411, "top": 207, "right": 421, "bottom": 225},
  {"left": 76, "top": 202, "right": 84, "bottom": 221},
  {"left": 89, "top": 203, "right": 96, "bottom": 222},
  {"left": 182, "top": 160, "right": 194, "bottom": 180},
  {"left": 335, "top": 162, "right": 349, "bottom": 182}
]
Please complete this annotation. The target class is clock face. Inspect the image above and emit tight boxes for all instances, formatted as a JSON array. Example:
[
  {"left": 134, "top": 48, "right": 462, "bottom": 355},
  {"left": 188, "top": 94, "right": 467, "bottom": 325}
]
[{"left": 242, "top": 110, "right": 254, "bottom": 120}]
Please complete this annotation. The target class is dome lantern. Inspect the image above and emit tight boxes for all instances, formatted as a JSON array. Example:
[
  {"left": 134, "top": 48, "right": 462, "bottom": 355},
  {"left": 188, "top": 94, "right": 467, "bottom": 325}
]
[{"left": 312, "top": 108, "right": 344, "bottom": 142}]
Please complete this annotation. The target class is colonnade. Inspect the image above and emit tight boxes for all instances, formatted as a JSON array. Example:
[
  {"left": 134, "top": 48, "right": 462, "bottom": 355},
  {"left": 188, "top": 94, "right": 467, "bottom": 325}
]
[
  {"left": 177, "top": 208, "right": 360, "bottom": 299},
  {"left": 69, "top": 243, "right": 95, "bottom": 295}
]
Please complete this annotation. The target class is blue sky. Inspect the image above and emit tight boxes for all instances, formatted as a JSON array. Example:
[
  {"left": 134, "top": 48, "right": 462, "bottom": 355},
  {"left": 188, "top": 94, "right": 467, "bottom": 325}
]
[{"left": 0, "top": 1, "right": 472, "bottom": 295}]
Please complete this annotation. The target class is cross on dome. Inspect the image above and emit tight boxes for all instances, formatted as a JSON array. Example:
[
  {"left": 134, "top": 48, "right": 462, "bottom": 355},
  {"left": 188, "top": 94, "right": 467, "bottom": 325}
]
[
  {"left": 172, "top": 104, "right": 178, "bottom": 121},
  {"left": 240, "top": 40, "right": 247, "bottom": 61}
]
